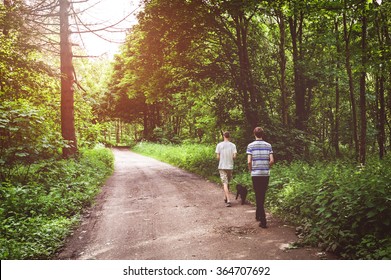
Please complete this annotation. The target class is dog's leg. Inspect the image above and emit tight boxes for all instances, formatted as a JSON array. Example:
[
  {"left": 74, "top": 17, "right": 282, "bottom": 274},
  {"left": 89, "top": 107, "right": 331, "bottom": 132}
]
[{"left": 241, "top": 189, "right": 248, "bottom": 205}]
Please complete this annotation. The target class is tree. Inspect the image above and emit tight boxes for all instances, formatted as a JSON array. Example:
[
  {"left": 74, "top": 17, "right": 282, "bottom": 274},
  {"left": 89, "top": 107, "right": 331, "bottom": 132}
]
[
  {"left": 1, "top": 0, "right": 64, "bottom": 169},
  {"left": 359, "top": 0, "right": 368, "bottom": 164},
  {"left": 107, "top": 0, "right": 391, "bottom": 162},
  {"left": 207, "top": 0, "right": 267, "bottom": 131},
  {"left": 60, "top": 0, "right": 77, "bottom": 157},
  {"left": 4, "top": 0, "right": 139, "bottom": 157},
  {"left": 273, "top": 0, "right": 290, "bottom": 127},
  {"left": 342, "top": 0, "right": 359, "bottom": 161},
  {"left": 373, "top": 0, "right": 388, "bottom": 159}
]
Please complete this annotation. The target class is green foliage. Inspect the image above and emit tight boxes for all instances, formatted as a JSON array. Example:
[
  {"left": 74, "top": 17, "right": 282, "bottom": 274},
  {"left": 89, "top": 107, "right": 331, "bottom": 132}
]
[
  {"left": 2, "top": 0, "right": 391, "bottom": 261},
  {"left": 104, "top": 0, "right": 391, "bottom": 166},
  {"left": 0, "top": 100, "right": 64, "bottom": 181},
  {"left": 266, "top": 157, "right": 391, "bottom": 259},
  {"left": 133, "top": 142, "right": 219, "bottom": 179},
  {"left": 72, "top": 56, "right": 114, "bottom": 149},
  {"left": 0, "top": 146, "right": 114, "bottom": 259}
]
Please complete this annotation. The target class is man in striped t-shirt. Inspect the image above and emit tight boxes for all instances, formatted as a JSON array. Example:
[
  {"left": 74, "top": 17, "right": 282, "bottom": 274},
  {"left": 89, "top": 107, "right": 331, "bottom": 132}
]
[{"left": 246, "top": 127, "right": 274, "bottom": 228}]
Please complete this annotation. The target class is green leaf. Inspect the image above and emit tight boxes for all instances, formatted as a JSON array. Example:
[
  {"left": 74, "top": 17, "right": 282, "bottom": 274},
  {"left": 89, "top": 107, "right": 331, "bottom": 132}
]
[{"left": 366, "top": 209, "right": 378, "bottom": 219}]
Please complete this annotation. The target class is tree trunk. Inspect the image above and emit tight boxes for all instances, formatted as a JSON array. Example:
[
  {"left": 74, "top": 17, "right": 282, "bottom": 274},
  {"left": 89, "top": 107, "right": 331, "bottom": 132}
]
[
  {"left": 143, "top": 108, "right": 149, "bottom": 139},
  {"left": 209, "top": 2, "right": 262, "bottom": 131},
  {"left": 60, "top": 0, "right": 77, "bottom": 158},
  {"left": 289, "top": 11, "right": 307, "bottom": 132},
  {"left": 276, "top": 8, "right": 289, "bottom": 126},
  {"left": 375, "top": 2, "right": 387, "bottom": 159},
  {"left": 3, "top": 0, "right": 11, "bottom": 36},
  {"left": 343, "top": 9, "right": 359, "bottom": 161},
  {"left": 116, "top": 119, "right": 120, "bottom": 145},
  {"left": 376, "top": 75, "right": 386, "bottom": 159},
  {"left": 359, "top": 1, "right": 367, "bottom": 165},
  {"left": 233, "top": 12, "right": 260, "bottom": 129},
  {"left": 334, "top": 18, "right": 341, "bottom": 158}
]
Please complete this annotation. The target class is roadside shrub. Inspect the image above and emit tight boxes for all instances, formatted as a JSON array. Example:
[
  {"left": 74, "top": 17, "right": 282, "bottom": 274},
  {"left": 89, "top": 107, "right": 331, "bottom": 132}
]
[
  {"left": 0, "top": 100, "right": 64, "bottom": 181},
  {"left": 133, "top": 142, "right": 218, "bottom": 179},
  {"left": 266, "top": 158, "right": 391, "bottom": 259},
  {"left": 0, "top": 146, "right": 114, "bottom": 259}
]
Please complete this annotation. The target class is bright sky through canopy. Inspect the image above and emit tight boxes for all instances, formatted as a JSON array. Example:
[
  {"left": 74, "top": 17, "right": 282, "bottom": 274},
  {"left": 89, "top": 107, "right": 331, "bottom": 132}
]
[{"left": 74, "top": 0, "right": 141, "bottom": 57}]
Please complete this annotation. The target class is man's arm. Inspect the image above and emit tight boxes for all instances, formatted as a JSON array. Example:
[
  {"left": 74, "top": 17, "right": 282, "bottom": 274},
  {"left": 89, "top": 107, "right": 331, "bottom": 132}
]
[
  {"left": 269, "top": 153, "right": 275, "bottom": 166},
  {"left": 247, "top": 154, "right": 252, "bottom": 172}
]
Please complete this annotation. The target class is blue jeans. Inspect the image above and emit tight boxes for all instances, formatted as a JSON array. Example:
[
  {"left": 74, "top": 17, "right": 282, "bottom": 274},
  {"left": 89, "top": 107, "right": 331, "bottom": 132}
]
[{"left": 252, "top": 176, "right": 269, "bottom": 225}]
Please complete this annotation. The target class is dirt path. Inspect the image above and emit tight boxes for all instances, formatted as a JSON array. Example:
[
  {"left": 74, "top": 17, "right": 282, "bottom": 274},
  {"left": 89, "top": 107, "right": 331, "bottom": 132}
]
[{"left": 57, "top": 148, "right": 332, "bottom": 260}]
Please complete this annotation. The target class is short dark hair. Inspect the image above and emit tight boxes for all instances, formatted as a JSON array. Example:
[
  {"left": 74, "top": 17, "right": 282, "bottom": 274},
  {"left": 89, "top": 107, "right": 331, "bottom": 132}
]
[
  {"left": 253, "top": 127, "right": 264, "bottom": 138},
  {"left": 223, "top": 131, "right": 230, "bottom": 138}
]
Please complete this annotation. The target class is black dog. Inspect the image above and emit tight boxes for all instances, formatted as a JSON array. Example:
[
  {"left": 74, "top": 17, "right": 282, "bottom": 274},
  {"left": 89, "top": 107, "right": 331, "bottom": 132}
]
[{"left": 235, "top": 184, "right": 248, "bottom": 205}]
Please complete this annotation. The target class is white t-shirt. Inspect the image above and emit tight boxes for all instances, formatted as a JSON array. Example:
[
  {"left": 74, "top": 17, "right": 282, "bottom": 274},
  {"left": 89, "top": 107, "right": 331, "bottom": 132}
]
[{"left": 215, "top": 141, "right": 237, "bottom": 170}]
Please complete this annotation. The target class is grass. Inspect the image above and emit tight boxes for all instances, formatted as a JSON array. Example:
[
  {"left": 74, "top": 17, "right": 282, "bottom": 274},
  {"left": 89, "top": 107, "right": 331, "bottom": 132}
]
[{"left": 0, "top": 145, "right": 114, "bottom": 259}]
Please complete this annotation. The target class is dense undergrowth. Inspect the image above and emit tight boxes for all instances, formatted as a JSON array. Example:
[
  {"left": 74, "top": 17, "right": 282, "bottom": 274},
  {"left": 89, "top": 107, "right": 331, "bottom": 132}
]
[
  {"left": 133, "top": 141, "right": 220, "bottom": 179},
  {"left": 133, "top": 142, "right": 391, "bottom": 260},
  {"left": 0, "top": 146, "right": 114, "bottom": 259}
]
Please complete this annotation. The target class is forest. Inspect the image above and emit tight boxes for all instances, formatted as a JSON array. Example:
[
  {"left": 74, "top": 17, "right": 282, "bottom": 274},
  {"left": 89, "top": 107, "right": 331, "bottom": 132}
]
[
  {"left": 109, "top": 0, "right": 390, "bottom": 165},
  {"left": 1, "top": 0, "right": 390, "bottom": 259}
]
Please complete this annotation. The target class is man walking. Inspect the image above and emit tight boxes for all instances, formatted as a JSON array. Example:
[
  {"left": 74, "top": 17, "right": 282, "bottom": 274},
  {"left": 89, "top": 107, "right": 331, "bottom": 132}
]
[
  {"left": 216, "top": 131, "right": 237, "bottom": 207},
  {"left": 247, "top": 127, "right": 274, "bottom": 228}
]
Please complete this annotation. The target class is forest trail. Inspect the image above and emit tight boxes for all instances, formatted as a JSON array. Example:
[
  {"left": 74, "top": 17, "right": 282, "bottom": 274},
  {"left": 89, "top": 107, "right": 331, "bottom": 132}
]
[{"left": 57, "top": 148, "right": 332, "bottom": 260}]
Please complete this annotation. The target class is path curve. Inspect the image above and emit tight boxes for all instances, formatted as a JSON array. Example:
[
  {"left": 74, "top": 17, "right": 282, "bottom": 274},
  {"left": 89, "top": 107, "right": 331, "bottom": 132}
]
[{"left": 57, "top": 148, "right": 331, "bottom": 260}]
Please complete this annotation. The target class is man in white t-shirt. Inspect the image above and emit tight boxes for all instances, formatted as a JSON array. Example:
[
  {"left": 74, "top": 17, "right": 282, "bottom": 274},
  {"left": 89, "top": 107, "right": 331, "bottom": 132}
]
[{"left": 215, "top": 131, "right": 237, "bottom": 207}]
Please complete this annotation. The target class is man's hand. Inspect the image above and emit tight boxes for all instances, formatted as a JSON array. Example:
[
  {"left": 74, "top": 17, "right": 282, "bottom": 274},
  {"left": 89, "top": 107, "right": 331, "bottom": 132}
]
[
  {"left": 269, "top": 154, "right": 275, "bottom": 167},
  {"left": 247, "top": 154, "right": 252, "bottom": 172}
]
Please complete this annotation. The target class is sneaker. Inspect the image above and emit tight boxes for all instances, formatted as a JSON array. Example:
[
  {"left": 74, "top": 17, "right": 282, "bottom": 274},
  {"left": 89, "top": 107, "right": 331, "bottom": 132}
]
[{"left": 225, "top": 202, "right": 231, "bottom": 207}]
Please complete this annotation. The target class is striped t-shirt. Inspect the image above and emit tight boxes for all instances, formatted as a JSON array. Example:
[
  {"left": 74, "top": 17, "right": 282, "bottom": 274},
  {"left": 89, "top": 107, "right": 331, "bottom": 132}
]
[{"left": 246, "top": 140, "right": 273, "bottom": 176}]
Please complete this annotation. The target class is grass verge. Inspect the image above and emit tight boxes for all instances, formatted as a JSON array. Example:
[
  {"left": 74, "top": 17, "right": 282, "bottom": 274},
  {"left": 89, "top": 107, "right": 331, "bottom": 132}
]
[{"left": 0, "top": 146, "right": 114, "bottom": 259}]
